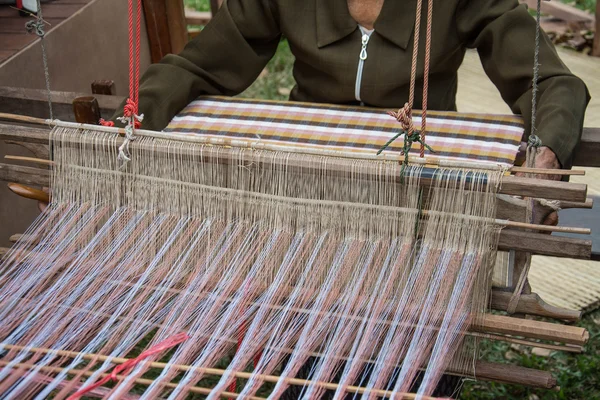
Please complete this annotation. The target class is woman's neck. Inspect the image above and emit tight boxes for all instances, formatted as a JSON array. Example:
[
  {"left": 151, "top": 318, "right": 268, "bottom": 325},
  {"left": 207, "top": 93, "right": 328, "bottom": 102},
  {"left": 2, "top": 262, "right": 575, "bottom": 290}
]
[{"left": 347, "top": 0, "right": 384, "bottom": 30}]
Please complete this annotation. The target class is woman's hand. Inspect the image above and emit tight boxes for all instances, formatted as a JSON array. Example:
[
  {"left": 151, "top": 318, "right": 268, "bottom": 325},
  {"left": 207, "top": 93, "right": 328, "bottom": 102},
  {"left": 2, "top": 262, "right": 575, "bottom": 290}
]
[{"left": 516, "top": 146, "right": 561, "bottom": 227}]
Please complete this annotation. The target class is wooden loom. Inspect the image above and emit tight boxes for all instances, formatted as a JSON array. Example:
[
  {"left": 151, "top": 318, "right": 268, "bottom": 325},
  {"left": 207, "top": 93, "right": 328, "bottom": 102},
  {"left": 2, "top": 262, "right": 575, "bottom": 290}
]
[
  {"left": 0, "top": 93, "right": 598, "bottom": 398},
  {"left": 0, "top": 0, "right": 599, "bottom": 397}
]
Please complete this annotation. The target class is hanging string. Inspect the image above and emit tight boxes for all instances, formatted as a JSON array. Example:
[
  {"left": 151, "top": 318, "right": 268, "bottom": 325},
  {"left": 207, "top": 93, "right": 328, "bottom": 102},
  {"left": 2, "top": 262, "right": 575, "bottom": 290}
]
[
  {"left": 420, "top": 0, "right": 434, "bottom": 158},
  {"left": 100, "top": 0, "right": 144, "bottom": 166},
  {"left": 507, "top": 0, "right": 543, "bottom": 315},
  {"left": 379, "top": 0, "right": 434, "bottom": 160},
  {"left": 25, "top": 0, "right": 53, "bottom": 120}
]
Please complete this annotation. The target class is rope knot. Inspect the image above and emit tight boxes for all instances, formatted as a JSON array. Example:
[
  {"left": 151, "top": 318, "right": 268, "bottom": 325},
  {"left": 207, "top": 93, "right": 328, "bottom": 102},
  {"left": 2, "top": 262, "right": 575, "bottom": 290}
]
[
  {"left": 116, "top": 99, "right": 144, "bottom": 165},
  {"left": 388, "top": 103, "right": 414, "bottom": 134},
  {"left": 123, "top": 98, "right": 137, "bottom": 118},
  {"left": 527, "top": 134, "right": 542, "bottom": 149},
  {"left": 98, "top": 119, "right": 114, "bottom": 127},
  {"left": 25, "top": 20, "right": 45, "bottom": 37}
]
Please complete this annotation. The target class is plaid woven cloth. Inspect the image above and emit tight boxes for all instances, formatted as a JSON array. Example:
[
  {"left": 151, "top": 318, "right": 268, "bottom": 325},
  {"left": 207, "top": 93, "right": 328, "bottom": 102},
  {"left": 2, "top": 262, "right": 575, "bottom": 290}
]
[{"left": 166, "top": 96, "right": 524, "bottom": 166}]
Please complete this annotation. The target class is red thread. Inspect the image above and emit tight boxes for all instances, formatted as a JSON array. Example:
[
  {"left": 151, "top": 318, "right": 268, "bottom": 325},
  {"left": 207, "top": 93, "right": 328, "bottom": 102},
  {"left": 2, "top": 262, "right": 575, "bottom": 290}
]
[
  {"left": 98, "top": 119, "right": 114, "bottom": 127},
  {"left": 253, "top": 350, "right": 262, "bottom": 369},
  {"left": 67, "top": 332, "right": 189, "bottom": 400},
  {"left": 228, "top": 320, "right": 247, "bottom": 393}
]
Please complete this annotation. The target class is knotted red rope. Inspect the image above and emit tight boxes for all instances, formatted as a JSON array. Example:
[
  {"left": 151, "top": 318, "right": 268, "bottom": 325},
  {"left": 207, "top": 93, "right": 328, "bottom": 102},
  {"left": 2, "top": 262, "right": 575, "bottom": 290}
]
[
  {"left": 99, "top": 0, "right": 142, "bottom": 128},
  {"left": 67, "top": 332, "right": 189, "bottom": 400}
]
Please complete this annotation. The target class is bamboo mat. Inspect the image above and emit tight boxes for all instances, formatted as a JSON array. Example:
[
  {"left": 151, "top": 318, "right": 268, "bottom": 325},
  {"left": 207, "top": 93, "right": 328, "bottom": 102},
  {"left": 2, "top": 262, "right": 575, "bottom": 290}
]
[{"left": 458, "top": 48, "right": 600, "bottom": 312}]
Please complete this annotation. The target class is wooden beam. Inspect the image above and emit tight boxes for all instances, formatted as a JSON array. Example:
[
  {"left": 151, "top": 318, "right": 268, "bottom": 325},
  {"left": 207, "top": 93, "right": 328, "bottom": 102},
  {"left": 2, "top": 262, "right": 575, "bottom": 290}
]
[
  {"left": 0, "top": 164, "right": 50, "bottom": 187},
  {"left": 142, "top": 0, "right": 173, "bottom": 63},
  {"left": 500, "top": 175, "right": 587, "bottom": 202},
  {"left": 166, "top": 0, "right": 188, "bottom": 54},
  {"left": 72, "top": 96, "right": 101, "bottom": 124},
  {"left": 0, "top": 123, "right": 50, "bottom": 145},
  {"left": 91, "top": 80, "right": 116, "bottom": 96},
  {"left": 478, "top": 314, "right": 588, "bottom": 346},
  {"left": 142, "top": 0, "right": 188, "bottom": 63},
  {"left": 472, "top": 362, "right": 556, "bottom": 388},
  {"left": 0, "top": 86, "right": 123, "bottom": 121},
  {"left": 498, "top": 229, "right": 592, "bottom": 259},
  {"left": 491, "top": 290, "right": 581, "bottom": 321}
]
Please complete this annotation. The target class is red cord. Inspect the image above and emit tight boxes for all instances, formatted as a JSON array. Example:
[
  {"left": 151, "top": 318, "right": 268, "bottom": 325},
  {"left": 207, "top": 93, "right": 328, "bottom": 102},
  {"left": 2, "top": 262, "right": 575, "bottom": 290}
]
[
  {"left": 67, "top": 333, "right": 189, "bottom": 399},
  {"left": 121, "top": 0, "right": 142, "bottom": 126}
]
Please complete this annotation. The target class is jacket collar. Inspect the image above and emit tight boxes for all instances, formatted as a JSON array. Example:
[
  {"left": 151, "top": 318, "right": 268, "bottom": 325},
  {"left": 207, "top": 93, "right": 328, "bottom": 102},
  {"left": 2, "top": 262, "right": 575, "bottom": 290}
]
[{"left": 316, "top": 0, "right": 417, "bottom": 50}]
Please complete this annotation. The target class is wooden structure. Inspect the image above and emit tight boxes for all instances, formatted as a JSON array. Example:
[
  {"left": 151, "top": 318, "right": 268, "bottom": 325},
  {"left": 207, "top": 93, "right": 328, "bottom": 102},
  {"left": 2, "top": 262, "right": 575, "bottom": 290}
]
[
  {"left": 0, "top": 102, "right": 598, "bottom": 392},
  {"left": 0, "top": 0, "right": 598, "bottom": 394}
]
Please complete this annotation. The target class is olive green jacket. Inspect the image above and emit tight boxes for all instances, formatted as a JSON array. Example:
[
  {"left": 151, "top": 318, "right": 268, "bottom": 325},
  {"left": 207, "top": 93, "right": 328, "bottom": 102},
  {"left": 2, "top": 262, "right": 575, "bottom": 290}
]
[{"left": 118, "top": 0, "right": 590, "bottom": 167}]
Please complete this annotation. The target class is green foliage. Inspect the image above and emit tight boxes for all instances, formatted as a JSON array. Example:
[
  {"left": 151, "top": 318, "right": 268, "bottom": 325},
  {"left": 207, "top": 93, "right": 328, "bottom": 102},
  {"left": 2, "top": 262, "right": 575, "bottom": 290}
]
[
  {"left": 563, "top": 0, "right": 597, "bottom": 14},
  {"left": 184, "top": 0, "right": 211, "bottom": 12},
  {"left": 239, "top": 39, "right": 295, "bottom": 101}
]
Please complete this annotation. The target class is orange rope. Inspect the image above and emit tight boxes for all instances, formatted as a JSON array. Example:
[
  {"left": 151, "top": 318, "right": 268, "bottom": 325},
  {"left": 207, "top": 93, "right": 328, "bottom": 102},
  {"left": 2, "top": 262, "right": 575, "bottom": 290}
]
[
  {"left": 391, "top": 0, "right": 434, "bottom": 158},
  {"left": 420, "top": 0, "right": 434, "bottom": 157}
]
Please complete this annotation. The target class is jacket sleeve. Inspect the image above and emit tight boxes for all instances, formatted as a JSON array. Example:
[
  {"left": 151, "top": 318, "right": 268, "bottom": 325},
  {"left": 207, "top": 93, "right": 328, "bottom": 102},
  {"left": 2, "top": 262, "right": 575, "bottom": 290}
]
[
  {"left": 456, "top": 0, "right": 590, "bottom": 168},
  {"left": 112, "top": 0, "right": 281, "bottom": 131}
]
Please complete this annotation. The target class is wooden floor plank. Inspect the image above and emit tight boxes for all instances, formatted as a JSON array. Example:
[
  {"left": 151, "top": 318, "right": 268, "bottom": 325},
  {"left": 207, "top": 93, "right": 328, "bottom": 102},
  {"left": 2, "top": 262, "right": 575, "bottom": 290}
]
[
  {"left": 0, "top": 50, "right": 15, "bottom": 64},
  {"left": 0, "top": 33, "right": 36, "bottom": 51}
]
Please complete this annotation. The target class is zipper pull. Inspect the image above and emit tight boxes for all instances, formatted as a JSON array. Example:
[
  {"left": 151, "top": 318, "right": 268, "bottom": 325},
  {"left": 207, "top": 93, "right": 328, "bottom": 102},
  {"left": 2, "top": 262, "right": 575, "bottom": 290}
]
[{"left": 360, "top": 34, "right": 369, "bottom": 60}]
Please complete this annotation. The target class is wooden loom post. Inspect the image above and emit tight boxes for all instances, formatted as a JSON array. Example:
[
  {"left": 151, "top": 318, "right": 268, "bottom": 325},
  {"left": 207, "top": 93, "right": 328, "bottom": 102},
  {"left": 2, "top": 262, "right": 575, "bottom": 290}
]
[
  {"left": 91, "top": 80, "right": 116, "bottom": 96},
  {"left": 72, "top": 97, "right": 101, "bottom": 125},
  {"left": 142, "top": 0, "right": 188, "bottom": 63}
]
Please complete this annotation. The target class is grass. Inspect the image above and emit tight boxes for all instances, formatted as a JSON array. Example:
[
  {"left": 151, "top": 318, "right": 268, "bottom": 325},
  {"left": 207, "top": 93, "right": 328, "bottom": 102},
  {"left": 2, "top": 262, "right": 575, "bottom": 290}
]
[
  {"left": 179, "top": 1, "right": 600, "bottom": 399},
  {"left": 461, "top": 310, "right": 600, "bottom": 400},
  {"left": 562, "top": 0, "right": 597, "bottom": 13}
]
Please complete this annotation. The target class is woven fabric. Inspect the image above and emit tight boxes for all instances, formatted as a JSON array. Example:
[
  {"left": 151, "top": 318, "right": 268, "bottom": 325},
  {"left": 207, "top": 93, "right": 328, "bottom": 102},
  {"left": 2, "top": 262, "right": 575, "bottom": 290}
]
[{"left": 166, "top": 96, "right": 524, "bottom": 166}]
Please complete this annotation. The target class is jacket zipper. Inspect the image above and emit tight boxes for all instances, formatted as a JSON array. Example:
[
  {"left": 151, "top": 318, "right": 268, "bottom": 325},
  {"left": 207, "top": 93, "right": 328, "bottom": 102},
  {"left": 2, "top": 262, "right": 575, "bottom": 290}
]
[{"left": 355, "top": 29, "right": 372, "bottom": 103}]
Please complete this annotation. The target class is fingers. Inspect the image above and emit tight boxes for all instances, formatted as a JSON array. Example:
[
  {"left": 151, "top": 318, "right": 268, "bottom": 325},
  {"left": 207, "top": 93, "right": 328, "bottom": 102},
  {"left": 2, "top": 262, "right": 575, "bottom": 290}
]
[{"left": 541, "top": 211, "right": 559, "bottom": 234}]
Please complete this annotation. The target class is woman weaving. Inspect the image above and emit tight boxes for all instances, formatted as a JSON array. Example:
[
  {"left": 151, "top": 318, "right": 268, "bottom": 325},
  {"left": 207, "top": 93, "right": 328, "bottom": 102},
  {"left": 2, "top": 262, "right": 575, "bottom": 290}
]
[
  {"left": 114, "top": 0, "right": 589, "bottom": 185},
  {"left": 113, "top": 1, "right": 590, "bottom": 397},
  {"left": 0, "top": 1, "right": 593, "bottom": 399}
]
